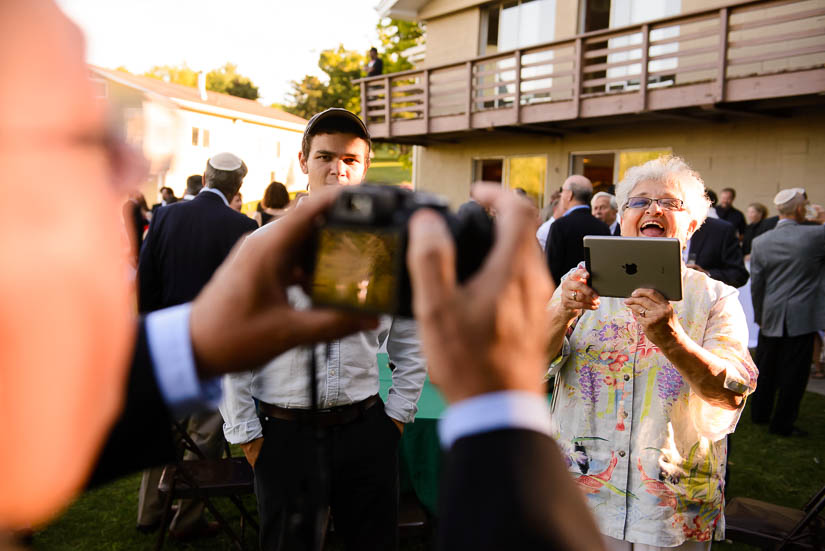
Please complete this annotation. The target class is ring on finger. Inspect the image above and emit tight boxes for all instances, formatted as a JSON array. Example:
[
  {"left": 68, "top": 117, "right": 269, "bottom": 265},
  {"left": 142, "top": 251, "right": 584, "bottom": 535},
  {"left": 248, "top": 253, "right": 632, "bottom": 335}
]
[{"left": 572, "top": 290, "right": 578, "bottom": 301}]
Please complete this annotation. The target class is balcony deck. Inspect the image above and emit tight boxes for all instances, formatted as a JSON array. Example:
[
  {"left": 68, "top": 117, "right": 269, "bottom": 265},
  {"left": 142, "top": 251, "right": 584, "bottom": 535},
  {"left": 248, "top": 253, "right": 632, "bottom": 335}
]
[{"left": 354, "top": 0, "right": 825, "bottom": 144}]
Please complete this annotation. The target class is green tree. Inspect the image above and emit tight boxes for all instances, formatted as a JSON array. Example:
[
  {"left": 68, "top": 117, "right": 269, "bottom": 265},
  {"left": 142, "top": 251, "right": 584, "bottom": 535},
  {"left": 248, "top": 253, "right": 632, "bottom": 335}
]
[
  {"left": 283, "top": 45, "right": 365, "bottom": 120},
  {"left": 376, "top": 18, "right": 425, "bottom": 74},
  {"left": 143, "top": 62, "right": 259, "bottom": 100},
  {"left": 144, "top": 64, "right": 199, "bottom": 88},
  {"left": 206, "top": 63, "right": 259, "bottom": 100}
]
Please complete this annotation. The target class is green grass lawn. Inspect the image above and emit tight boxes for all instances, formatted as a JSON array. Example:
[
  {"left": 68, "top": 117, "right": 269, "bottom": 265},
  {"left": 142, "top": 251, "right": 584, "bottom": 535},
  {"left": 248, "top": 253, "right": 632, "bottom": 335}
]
[
  {"left": 32, "top": 392, "right": 825, "bottom": 550},
  {"left": 365, "top": 160, "right": 411, "bottom": 186}
]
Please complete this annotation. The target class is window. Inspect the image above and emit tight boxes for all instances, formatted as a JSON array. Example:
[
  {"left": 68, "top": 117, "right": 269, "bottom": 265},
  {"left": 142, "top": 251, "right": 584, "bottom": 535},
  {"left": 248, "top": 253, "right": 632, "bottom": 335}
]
[
  {"left": 479, "top": 0, "right": 556, "bottom": 55},
  {"left": 191, "top": 127, "right": 211, "bottom": 147},
  {"left": 570, "top": 148, "right": 671, "bottom": 193},
  {"left": 473, "top": 155, "right": 547, "bottom": 207},
  {"left": 507, "top": 156, "right": 546, "bottom": 208},
  {"left": 472, "top": 158, "right": 504, "bottom": 183}
]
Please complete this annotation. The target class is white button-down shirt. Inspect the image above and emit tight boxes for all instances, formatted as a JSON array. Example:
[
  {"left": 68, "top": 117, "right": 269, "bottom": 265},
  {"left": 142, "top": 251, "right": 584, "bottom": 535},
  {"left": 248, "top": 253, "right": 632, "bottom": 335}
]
[{"left": 220, "top": 287, "right": 427, "bottom": 444}]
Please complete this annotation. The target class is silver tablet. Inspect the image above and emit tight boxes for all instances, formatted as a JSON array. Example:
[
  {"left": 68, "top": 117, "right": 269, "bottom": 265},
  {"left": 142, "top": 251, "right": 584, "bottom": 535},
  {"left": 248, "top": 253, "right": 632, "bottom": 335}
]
[{"left": 583, "top": 236, "right": 682, "bottom": 301}]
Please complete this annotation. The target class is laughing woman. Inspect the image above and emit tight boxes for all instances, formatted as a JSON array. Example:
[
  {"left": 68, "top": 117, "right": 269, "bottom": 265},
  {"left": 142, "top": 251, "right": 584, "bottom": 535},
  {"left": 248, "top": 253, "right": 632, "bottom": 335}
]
[{"left": 546, "top": 156, "right": 758, "bottom": 551}]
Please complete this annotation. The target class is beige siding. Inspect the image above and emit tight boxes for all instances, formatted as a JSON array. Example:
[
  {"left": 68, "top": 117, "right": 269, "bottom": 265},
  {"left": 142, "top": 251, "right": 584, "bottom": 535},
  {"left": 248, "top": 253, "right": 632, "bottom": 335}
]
[
  {"left": 413, "top": 110, "right": 825, "bottom": 213},
  {"left": 555, "top": 1, "right": 580, "bottom": 40},
  {"left": 424, "top": 9, "right": 481, "bottom": 67},
  {"left": 419, "top": 0, "right": 485, "bottom": 20}
]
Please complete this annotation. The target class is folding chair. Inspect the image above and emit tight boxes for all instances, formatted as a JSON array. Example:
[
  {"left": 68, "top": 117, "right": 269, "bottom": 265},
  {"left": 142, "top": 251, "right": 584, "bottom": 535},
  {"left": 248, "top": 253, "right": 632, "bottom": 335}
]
[
  {"left": 725, "top": 481, "right": 825, "bottom": 550},
  {"left": 154, "top": 420, "right": 258, "bottom": 550}
]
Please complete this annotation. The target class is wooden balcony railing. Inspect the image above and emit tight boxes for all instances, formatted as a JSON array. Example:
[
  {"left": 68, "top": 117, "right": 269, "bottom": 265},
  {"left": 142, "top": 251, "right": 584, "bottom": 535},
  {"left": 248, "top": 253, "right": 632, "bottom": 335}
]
[{"left": 354, "top": 0, "right": 825, "bottom": 141}]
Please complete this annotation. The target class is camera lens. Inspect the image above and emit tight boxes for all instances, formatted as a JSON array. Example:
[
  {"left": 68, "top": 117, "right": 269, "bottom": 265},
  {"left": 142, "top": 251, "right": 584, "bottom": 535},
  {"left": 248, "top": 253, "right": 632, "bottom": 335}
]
[{"left": 346, "top": 195, "right": 373, "bottom": 218}]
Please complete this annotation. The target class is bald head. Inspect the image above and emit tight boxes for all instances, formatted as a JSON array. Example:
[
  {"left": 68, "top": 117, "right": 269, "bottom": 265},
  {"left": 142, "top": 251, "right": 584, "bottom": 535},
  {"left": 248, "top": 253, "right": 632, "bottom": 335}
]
[
  {"left": 560, "top": 175, "right": 593, "bottom": 210},
  {"left": 0, "top": 0, "right": 134, "bottom": 528}
]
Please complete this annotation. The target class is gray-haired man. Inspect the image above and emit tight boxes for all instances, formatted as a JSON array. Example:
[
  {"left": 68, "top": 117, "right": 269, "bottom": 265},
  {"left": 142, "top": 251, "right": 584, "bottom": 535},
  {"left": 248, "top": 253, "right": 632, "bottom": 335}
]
[
  {"left": 750, "top": 188, "right": 825, "bottom": 436},
  {"left": 591, "top": 191, "right": 620, "bottom": 235}
]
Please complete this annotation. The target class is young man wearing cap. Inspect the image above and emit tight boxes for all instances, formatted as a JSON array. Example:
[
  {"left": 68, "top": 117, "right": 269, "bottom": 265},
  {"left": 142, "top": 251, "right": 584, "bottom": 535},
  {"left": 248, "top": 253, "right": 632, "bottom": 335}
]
[
  {"left": 750, "top": 188, "right": 825, "bottom": 436},
  {"left": 136, "top": 152, "right": 258, "bottom": 538},
  {"left": 220, "top": 108, "right": 427, "bottom": 551}
]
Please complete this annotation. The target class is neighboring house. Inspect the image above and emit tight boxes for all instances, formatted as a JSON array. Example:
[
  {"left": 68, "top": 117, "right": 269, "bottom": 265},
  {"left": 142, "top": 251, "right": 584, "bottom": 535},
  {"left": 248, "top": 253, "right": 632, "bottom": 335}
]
[
  {"left": 90, "top": 66, "right": 308, "bottom": 204},
  {"left": 362, "top": 0, "right": 825, "bottom": 211}
]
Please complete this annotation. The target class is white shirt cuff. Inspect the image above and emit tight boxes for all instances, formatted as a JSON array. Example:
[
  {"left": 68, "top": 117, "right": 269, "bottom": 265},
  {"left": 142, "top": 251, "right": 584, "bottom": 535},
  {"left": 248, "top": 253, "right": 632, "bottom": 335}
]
[
  {"left": 145, "top": 303, "right": 222, "bottom": 416},
  {"left": 438, "top": 391, "right": 553, "bottom": 449}
]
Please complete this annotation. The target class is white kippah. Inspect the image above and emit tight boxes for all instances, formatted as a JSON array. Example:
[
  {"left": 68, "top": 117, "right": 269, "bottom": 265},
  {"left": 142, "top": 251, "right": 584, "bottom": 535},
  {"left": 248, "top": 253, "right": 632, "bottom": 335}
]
[
  {"left": 208, "top": 152, "right": 243, "bottom": 171},
  {"left": 773, "top": 187, "right": 804, "bottom": 206}
]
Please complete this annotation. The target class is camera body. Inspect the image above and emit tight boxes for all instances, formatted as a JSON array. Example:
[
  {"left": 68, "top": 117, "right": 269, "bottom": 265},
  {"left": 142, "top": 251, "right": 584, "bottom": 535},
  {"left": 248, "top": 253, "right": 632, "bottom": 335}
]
[{"left": 309, "top": 184, "right": 494, "bottom": 317}]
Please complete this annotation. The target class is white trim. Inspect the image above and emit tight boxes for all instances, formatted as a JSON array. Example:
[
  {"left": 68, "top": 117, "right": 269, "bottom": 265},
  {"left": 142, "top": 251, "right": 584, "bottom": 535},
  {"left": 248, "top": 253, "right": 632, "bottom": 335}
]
[
  {"left": 90, "top": 67, "right": 305, "bottom": 133},
  {"left": 170, "top": 98, "right": 305, "bottom": 133}
]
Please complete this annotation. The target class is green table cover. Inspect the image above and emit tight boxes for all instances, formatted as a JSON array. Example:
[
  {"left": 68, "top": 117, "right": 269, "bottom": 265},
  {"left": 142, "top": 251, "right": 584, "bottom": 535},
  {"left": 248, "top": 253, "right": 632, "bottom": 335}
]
[{"left": 378, "top": 353, "right": 445, "bottom": 514}]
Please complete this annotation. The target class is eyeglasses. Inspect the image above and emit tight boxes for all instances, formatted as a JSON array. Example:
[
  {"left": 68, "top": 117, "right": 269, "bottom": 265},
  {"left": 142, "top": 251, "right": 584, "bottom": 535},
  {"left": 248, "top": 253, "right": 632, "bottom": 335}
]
[{"left": 624, "top": 197, "right": 684, "bottom": 211}]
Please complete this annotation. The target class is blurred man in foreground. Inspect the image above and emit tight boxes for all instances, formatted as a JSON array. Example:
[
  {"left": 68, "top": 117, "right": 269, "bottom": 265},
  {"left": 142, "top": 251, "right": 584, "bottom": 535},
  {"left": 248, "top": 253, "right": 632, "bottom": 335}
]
[{"left": 0, "top": 2, "right": 603, "bottom": 550}]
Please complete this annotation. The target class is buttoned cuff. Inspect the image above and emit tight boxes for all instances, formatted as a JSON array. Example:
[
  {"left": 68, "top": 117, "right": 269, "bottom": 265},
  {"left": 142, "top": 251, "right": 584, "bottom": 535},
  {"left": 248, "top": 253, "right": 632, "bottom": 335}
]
[
  {"left": 438, "top": 391, "right": 553, "bottom": 449},
  {"left": 145, "top": 304, "right": 222, "bottom": 417},
  {"left": 384, "top": 392, "right": 419, "bottom": 424},
  {"left": 222, "top": 417, "right": 263, "bottom": 445}
]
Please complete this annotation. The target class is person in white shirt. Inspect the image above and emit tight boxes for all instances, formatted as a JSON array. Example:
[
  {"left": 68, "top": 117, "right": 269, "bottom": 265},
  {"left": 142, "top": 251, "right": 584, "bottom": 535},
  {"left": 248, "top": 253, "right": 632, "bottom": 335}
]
[{"left": 220, "top": 108, "right": 427, "bottom": 551}]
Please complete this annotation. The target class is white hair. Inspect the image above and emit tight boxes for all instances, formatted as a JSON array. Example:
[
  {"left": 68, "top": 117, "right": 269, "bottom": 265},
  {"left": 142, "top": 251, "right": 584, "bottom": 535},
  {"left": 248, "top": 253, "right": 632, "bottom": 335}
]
[
  {"left": 591, "top": 191, "right": 618, "bottom": 210},
  {"left": 616, "top": 156, "right": 710, "bottom": 230}
]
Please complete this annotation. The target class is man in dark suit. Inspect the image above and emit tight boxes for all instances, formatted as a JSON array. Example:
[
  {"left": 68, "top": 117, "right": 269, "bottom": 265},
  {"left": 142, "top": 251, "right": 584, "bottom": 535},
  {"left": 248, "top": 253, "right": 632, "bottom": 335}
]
[
  {"left": 686, "top": 217, "right": 749, "bottom": 288},
  {"left": 546, "top": 175, "right": 610, "bottom": 286},
  {"left": 591, "top": 191, "right": 621, "bottom": 235},
  {"left": 151, "top": 186, "right": 178, "bottom": 212},
  {"left": 716, "top": 187, "right": 746, "bottom": 237},
  {"left": 136, "top": 152, "right": 257, "bottom": 537},
  {"left": 750, "top": 188, "right": 825, "bottom": 437},
  {"left": 138, "top": 153, "right": 257, "bottom": 312}
]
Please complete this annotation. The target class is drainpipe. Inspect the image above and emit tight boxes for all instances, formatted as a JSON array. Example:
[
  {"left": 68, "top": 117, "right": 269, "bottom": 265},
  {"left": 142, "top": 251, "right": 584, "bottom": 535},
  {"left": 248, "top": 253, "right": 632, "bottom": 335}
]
[{"left": 197, "top": 71, "right": 207, "bottom": 101}]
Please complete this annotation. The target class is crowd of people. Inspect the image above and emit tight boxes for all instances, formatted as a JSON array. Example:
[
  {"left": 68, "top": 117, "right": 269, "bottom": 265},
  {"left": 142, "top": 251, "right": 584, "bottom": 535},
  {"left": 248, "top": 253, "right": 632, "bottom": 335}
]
[{"left": 3, "top": 2, "right": 825, "bottom": 551}]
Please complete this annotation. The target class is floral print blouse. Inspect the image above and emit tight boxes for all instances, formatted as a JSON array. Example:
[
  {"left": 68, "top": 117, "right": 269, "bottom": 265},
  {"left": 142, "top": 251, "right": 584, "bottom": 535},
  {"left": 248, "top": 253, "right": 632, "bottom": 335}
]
[{"left": 547, "top": 268, "right": 757, "bottom": 547}]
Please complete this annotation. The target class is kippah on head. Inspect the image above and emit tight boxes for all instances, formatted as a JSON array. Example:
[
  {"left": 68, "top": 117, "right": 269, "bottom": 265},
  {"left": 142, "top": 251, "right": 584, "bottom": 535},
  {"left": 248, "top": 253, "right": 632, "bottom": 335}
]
[
  {"left": 208, "top": 152, "right": 243, "bottom": 171},
  {"left": 773, "top": 187, "right": 805, "bottom": 206}
]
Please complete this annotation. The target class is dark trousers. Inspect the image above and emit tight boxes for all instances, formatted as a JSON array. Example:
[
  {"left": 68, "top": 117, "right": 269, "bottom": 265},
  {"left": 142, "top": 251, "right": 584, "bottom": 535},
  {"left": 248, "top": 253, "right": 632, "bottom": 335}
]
[
  {"left": 751, "top": 331, "right": 815, "bottom": 435},
  {"left": 254, "top": 401, "right": 401, "bottom": 551}
]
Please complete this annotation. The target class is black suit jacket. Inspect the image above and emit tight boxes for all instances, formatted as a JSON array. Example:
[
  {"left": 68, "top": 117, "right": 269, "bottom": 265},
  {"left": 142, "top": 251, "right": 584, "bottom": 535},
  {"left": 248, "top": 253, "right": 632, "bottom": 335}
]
[
  {"left": 138, "top": 191, "right": 258, "bottom": 313},
  {"left": 438, "top": 429, "right": 605, "bottom": 551},
  {"left": 546, "top": 207, "right": 610, "bottom": 286},
  {"left": 89, "top": 321, "right": 176, "bottom": 487},
  {"left": 716, "top": 205, "right": 746, "bottom": 236},
  {"left": 688, "top": 217, "right": 749, "bottom": 288}
]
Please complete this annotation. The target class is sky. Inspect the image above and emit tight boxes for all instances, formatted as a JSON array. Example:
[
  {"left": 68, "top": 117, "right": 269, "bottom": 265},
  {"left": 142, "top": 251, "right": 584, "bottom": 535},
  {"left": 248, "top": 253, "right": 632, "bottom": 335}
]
[{"left": 57, "top": 0, "right": 383, "bottom": 106}]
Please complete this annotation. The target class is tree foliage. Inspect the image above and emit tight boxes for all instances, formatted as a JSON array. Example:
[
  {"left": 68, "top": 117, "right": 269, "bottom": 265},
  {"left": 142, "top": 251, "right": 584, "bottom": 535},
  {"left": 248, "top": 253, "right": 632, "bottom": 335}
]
[
  {"left": 376, "top": 18, "right": 425, "bottom": 74},
  {"left": 282, "top": 45, "right": 365, "bottom": 120},
  {"left": 143, "top": 62, "right": 259, "bottom": 100},
  {"left": 281, "top": 18, "right": 424, "bottom": 120}
]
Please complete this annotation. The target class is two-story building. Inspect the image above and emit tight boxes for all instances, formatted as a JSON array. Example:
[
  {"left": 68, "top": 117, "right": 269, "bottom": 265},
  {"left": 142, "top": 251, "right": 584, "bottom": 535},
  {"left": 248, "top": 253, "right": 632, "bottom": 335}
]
[
  {"left": 360, "top": 0, "right": 825, "bottom": 211},
  {"left": 91, "top": 67, "right": 308, "bottom": 205}
]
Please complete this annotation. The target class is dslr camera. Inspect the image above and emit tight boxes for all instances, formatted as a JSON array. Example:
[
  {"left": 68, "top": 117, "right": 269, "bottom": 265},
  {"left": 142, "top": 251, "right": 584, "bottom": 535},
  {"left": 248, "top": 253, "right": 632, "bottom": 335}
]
[{"left": 309, "top": 184, "right": 494, "bottom": 317}]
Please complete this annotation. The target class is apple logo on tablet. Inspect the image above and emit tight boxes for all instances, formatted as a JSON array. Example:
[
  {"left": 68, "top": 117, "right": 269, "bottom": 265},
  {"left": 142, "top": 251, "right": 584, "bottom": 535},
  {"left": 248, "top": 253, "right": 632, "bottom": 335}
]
[{"left": 622, "top": 263, "right": 638, "bottom": 275}]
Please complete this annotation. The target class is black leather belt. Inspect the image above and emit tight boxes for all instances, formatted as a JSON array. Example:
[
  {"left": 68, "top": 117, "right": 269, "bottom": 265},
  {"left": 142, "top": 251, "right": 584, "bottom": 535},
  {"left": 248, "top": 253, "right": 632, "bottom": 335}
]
[{"left": 259, "top": 394, "right": 380, "bottom": 427}]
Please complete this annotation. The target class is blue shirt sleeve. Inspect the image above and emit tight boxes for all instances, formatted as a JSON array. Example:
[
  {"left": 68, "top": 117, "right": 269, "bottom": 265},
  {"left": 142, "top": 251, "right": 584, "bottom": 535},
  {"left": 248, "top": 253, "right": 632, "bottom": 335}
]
[
  {"left": 144, "top": 303, "right": 222, "bottom": 417},
  {"left": 438, "top": 391, "right": 553, "bottom": 449}
]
